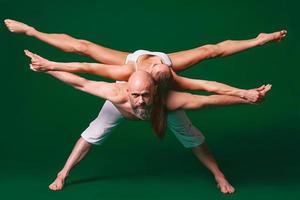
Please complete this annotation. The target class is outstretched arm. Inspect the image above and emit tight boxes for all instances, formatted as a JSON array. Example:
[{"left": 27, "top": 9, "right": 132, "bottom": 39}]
[
  {"left": 45, "top": 70, "right": 119, "bottom": 102},
  {"left": 24, "top": 50, "right": 133, "bottom": 81},
  {"left": 166, "top": 84, "right": 271, "bottom": 110},
  {"left": 172, "top": 73, "right": 265, "bottom": 103}
]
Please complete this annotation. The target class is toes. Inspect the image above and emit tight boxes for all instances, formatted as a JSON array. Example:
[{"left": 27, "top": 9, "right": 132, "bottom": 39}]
[
  {"left": 49, "top": 184, "right": 56, "bottom": 190},
  {"left": 4, "top": 19, "right": 11, "bottom": 25},
  {"left": 281, "top": 30, "right": 287, "bottom": 35}
]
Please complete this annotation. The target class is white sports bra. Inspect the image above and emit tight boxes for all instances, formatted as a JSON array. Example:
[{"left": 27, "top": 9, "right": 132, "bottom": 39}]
[{"left": 125, "top": 49, "right": 172, "bottom": 71}]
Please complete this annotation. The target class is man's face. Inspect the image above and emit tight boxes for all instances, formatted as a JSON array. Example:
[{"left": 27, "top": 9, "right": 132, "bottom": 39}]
[{"left": 128, "top": 82, "right": 155, "bottom": 120}]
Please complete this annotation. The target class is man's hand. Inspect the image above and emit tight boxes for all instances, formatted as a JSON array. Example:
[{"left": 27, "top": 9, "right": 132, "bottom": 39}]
[{"left": 24, "top": 49, "right": 53, "bottom": 72}]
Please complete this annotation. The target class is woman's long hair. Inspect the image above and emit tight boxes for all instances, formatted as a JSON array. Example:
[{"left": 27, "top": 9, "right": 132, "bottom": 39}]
[{"left": 150, "top": 69, "right": 172, "bottom": 139}]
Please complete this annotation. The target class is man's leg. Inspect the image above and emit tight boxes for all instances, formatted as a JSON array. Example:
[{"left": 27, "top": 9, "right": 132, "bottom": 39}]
[
  {"left": 167, "top": 110, "right": 234, "bottom": 194},
  {"left": 168, "top": 30, "right": 287, "bottom": 71},
  {"left": 49, "top": 137, "right": 91, "bottom": 190},
  {"left": 4, "top": 19, "right": 129, "bottom": 65},
  {"left": 49, "top": 101, "right": 124, "bottom": 190},
  {"left": 192, "top": 143, "right": 235, "bottom": 194}
]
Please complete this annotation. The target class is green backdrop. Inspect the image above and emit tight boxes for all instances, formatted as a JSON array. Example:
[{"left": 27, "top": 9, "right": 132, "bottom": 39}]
[{"left": 1, "top": 0, "right": 299, "bottom": 199}]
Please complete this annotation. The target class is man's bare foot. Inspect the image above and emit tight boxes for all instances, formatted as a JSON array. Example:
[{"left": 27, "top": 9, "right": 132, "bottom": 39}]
[
  {"left": 215, "top": 175, "right": 235, "bottom": 194},
  {"left": 257, "top": 30, "right": 287, "bottom": 45},
  {"left": 49, "top": 173, "right": 67, "bottom": 191},
  {"left": 4, "top": 19, "right": 35, "bottom": 36}
]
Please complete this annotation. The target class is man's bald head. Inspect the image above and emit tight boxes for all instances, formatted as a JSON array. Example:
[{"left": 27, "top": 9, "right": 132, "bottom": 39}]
[
  {"left": 128, "top": 70, "right": 155, "bottom": 90},
  {"left": 127, "top": 71, "right": 156, "bottom": 120}
]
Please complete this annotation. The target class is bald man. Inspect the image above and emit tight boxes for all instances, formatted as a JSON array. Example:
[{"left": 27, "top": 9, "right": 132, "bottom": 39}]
[{"left": 26, "top": 51, "right": 271, "bottom": 192}]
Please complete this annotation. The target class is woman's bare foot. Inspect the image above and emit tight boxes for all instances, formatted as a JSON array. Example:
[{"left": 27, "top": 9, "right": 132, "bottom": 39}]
[
  {"left": 4, "top": 19, "right": 36, "bottom": 36},
  {"left": 215, "top": 175, "right": 235, "bottom": 194},
  {"left": 257, "top": 30, "right": 287, "bottom": 45}
]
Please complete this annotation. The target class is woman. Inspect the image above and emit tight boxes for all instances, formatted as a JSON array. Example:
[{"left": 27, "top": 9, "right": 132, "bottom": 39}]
[
  {"left": 9, "top": 17, "right": 284, "bottom": 135},
  {"left": 5, "top": 19, "right": 286, "bottom": 103}
]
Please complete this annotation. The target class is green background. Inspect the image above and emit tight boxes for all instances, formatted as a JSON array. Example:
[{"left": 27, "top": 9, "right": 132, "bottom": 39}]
[{"left": 1, "top": 0, "right": 299, "bottom": 199}]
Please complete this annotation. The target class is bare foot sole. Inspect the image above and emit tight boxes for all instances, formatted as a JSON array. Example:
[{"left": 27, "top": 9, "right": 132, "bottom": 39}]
[
  {"left": 4, "top": 19, "right": 35, "bottom": 35},
  {"left": 49, "top": 176, "right": 65, "bottom": 191},
  {"left": 257, "top": 30, "right": 287, "bottom": 45},
  {"left": 215, "top": 176, "right": 235, "bottom": 194}
]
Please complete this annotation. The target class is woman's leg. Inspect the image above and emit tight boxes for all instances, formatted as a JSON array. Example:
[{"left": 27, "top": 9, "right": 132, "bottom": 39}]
[
  {"left": 4, "top": 19, "right": 129, "bottom": 65},
  {"left": 168, "top": 30, "right": 287, "bottom": 71}
]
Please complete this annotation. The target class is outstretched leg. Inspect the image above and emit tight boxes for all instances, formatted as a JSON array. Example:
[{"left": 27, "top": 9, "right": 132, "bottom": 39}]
[
  {"left": 192, "top": 143, "right": 235, "bottom": 194},
  {"left": 4, "top": 19, "right": 129, "bottom": 65},
  {"left": 49, "top": 137, "right": 91, "bottom": 191},
  {"left": 167, "top": 110, "right": 235, "bottom": 194},
  {"left": 168, "top": 30, "right": 287, "bottom": 71},
  {"left": 49, "top": 101, "right": 124, "bottom": 191}
]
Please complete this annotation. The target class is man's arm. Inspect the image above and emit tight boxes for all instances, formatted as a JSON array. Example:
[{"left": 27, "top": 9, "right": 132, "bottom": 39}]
[{"left": 46, "top": 71, "right": 120, "bottom": 102}]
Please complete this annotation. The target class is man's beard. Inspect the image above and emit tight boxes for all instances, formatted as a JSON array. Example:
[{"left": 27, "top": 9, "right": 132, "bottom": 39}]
[{"left": 133, "top": 107, "right": 151, "bottom": 120}]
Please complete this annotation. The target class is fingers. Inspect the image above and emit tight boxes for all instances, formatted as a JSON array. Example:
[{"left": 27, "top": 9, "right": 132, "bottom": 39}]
[
  {"left": 24, "top": 49, "right": 39, "bottom": 59},
  {"left": 281, "top": 30, "right": 288, "bottom": 36},
  {"left": 24, "top": 49, "right": 44, "bottom": 64},
  {"left": 256, "top": 85, "right": 265, "bottom": 91},
  {"left": 30, "top": 64, "right": 38, "bottom": 72},
  {"left": 24, "top": 49, "right": 34, "bottom": 58},
  {"left": 257, "top": 84, "right": 272, "bottom": 102},
  {"left": 262, "top": 84, "right": 272, "bottom": 93}
]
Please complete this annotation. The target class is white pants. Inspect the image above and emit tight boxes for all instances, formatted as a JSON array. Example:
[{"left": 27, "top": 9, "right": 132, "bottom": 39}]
[{"left": 81, "top": 101, "right": 205, "bottom": 148}]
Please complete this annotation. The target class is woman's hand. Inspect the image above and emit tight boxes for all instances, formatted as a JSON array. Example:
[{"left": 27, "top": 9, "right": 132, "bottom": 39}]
[{"left": 24, "top": 49, "right": 54, "bottom": 72}]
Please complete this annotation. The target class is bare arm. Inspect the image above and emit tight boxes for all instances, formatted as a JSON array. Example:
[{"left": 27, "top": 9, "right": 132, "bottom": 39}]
[
  {"left": 172, "top": 72, "right": 263, "bottom": 103},
  {"left": 24, "top": 50, "right": 133, "bottom": 81},
  {"left": 166, "top": 83, "right": 272, "bottom": 110},
  {"left": 48, "top": 61, "right": 132, "bottom": 81},
  {"left": 166, "top": 91, "right": 250, "bottom": 111},
  {"left": 46, "top": 71, "right": 120, "bottom": 102}
]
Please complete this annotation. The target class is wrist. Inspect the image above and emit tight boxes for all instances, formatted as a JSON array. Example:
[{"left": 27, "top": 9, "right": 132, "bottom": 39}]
[
  {"left": 238, "top": 90, "right": 246, "bottom": 98},
  {"left": 48, "top": 61, "right": 58, "bottom": 71}
]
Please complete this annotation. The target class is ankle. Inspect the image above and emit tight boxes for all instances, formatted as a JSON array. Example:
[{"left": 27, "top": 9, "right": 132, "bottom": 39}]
[
  {"left": 26, "top": 27, "right": 36, "bottom": 36},
  {"left": 213, "top": 171, "right": 226, "bottom": 179},
  {"left": 57, "top": 171, "right": 69, "bottom": 179}
]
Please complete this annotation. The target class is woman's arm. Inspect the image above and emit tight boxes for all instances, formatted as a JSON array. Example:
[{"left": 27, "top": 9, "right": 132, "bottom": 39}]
[
  {"left": 172, "top": 72, "right": 263, "bottom": 103},
  {"left": 166, "top": 92, "right": 249, "bottom": 111},
  {"left": 166, "top": 84, "right": 271, "bottom": 110},
  {"left": 24, "top": 50, "right": 133, "bottom": 81}
]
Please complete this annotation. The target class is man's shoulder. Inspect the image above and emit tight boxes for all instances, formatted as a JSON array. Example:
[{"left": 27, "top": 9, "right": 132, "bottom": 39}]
[{"left": 108, "top": 83, "right": 128, "bottom": 104}]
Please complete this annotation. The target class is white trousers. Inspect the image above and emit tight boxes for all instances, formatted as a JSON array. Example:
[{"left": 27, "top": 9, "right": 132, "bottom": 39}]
[{"left": 81, "top": 101, "right": 205, "bottom": 148}]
